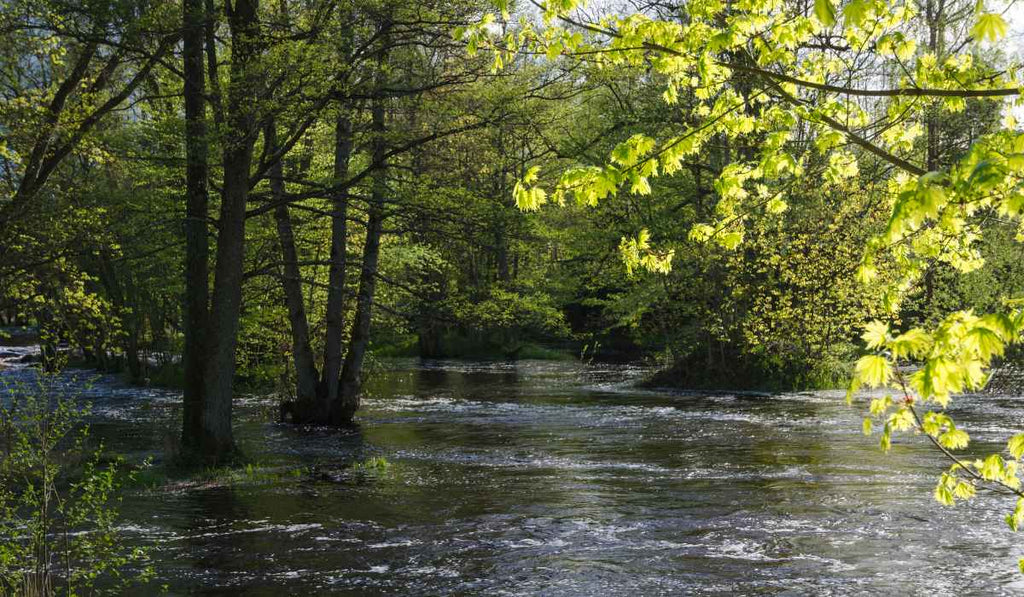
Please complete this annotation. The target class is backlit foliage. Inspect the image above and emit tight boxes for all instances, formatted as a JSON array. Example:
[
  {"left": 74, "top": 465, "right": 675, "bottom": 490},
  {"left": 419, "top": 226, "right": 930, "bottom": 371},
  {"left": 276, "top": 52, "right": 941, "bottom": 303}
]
[{"left": 468, "top": 0, "right": 1024, "bottom": 569}]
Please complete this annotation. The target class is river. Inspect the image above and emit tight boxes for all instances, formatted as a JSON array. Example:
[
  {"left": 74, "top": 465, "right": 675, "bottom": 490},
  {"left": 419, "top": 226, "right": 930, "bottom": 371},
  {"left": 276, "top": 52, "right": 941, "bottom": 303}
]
[{"left": 2, "top": 350, "right": 1023, "bottom": 595}]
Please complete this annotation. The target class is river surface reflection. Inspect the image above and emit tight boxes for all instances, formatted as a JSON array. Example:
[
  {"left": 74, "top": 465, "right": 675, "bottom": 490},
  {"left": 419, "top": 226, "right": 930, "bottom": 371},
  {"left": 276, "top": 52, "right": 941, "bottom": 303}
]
[{"left": 2, "top": 355, "right": 1023, "bottom": 595}]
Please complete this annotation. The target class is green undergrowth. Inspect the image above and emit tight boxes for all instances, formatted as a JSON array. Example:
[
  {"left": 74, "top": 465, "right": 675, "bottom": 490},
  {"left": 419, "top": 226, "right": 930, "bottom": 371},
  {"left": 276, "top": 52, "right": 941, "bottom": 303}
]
[
  {"left": 374, "top": 333, "right": 575, "bottom": 361},
  {"left": 132, "top": 456, "right": 401, "bottom": 493},
  {"left": 645, "top": 350, "right": 855, "bottom": 393}
]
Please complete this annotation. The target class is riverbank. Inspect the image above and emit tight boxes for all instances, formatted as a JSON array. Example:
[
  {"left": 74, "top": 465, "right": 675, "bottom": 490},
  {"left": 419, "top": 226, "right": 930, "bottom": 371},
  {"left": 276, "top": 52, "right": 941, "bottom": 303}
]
[{"left": 642, "top": 353, "right": 853, "bottom": 393}]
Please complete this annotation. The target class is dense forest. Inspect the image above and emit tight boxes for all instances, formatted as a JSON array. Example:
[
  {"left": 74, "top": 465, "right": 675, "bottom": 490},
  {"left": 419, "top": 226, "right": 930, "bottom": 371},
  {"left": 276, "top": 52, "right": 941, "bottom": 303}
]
[{"left": 2, "top": 0, "right": 1024, "bottom": 592}]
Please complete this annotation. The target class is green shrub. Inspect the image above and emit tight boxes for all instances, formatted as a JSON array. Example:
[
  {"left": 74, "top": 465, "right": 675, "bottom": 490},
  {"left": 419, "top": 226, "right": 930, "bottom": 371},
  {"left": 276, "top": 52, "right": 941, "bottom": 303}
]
[{"left": 0, "top": 376, "right": 153, "bottom": 595}]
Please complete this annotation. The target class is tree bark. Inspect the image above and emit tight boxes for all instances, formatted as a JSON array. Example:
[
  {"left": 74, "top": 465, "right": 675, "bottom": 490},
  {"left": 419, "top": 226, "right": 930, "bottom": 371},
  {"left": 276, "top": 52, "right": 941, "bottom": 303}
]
[
  {"left": 204, "top": 0, "right": 225, "bottom": 126},
  {"left": 181, "top": 0, "right": 210, "bottom": 452},
  {"left": 336, "top": 67, "right": 388, "bottom": 425},
  {"left": 317, "top": 4, "right": 356, "bottom": 410},
  {"left": 201, "top": 0, "right": 261, "bottom": 460},
  {"left": 267, "top": 121, "right": 321, "bottom": 419},
  {"left": 320, "top": 113, "right": 354, "bottom": 407},
  {"left": 924, "top": 0, "right": 946, "bottom": 172}
]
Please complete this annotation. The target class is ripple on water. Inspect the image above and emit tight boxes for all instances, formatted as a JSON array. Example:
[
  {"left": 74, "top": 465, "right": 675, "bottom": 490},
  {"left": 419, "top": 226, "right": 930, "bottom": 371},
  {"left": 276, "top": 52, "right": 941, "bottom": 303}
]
[{"left": 4, "top": 353, "right": 1024, "bottom": 594}]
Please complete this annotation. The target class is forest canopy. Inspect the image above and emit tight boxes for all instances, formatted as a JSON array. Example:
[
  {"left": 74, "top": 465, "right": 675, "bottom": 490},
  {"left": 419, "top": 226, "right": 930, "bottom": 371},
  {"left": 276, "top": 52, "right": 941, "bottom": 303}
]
[{"left": 1, "top": 0, "right": 1024, "bottom": 573}]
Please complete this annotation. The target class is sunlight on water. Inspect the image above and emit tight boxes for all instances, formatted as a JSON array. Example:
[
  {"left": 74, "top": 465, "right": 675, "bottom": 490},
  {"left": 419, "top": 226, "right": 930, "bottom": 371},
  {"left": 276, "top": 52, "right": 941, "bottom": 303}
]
[{"left": 3, "top": 354, "right": 1024, "bottom": 595}]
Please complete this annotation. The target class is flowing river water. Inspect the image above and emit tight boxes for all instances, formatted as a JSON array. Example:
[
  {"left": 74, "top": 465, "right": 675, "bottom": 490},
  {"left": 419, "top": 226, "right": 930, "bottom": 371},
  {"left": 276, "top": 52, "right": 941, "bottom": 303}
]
[{"left": 2, "top": 346, "right": 1024, "bottom": 595}]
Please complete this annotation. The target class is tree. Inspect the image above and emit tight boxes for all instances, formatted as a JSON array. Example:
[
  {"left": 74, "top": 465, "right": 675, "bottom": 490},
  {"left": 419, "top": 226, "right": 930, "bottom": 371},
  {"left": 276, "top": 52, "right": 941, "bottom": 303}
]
[
  {"left": 262, "top": 0, "right": 509, "bottom": 425},
  {"left": 0, "top": 0, "right": 181, "bottom": 378},
  {"left": 197, "top": 0, "right": 262, "bottom": 459},
  {"left": 0, "top": 0, "right": 177, "bottom": 227},
  {"left": 466, "top": 0, "right": 1024, "bottom": 565},
  {"left": 181, "top": 0, "right": 213, "bottom": 457}
]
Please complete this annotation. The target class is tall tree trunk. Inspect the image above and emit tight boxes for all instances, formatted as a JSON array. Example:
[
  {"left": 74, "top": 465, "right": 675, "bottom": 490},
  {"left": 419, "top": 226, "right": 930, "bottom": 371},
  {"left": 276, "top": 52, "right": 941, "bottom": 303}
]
[
  {"left": 181, "top": 0, "right": 210, "bottom": 452},
  {"left": 336, "top": 59, "right": 388, "bottom": 425},
  {"left": 924, "top": 0, "right": 945, "bottom": 172},
  {"left": 201, "top": 0, "right": 260, "bottom": 460},
  {"left": 204, "top": 0, "right": 225, "bottom": 126},
  {"left": 320, "top": 113, "right": 354, "bottom": 407},
  {"left": 267, "top": 121, "right": 320, "bottom": 419},
  {"left": 318, "top": 5, "right": 356, "bottom": 410},
  {"left": 494, "top": 130, "right": 511, "bottom": 282}
]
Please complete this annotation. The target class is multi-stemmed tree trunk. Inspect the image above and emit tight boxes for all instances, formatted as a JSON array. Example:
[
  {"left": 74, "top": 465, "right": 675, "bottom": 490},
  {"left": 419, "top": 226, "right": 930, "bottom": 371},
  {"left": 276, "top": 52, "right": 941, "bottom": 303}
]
[
  {"left": 181, "top": 0, "right": 261, "bottom": 462},
  {"left": 271, "top": 8, "right": 495, "bottom": 425},
  {"left": 201, "top": 0, "right": 261, "bottom": 458},
  {"left": 273, "top": 19, "right": 392, "bottom": 427},
  {"left": 273, "top": 105, "right": 356, "bottom": 423},
  {"left": 269, "top": 8, "right": 499, "bottom": 426},
  {"left": 276, "top": 110, "right": 356, "bottom": 425},
  {"left": 335, "top": 87, "right": 387, "bottom": 423},
  {"left": 275, "top": 100, "right": 390, "bottom": 426},
  {"left": 268, "top": 121, "right": 321, "bottom": 414},
  {"left": 319, "top": 111, "right": 355, "bottom": 412}
]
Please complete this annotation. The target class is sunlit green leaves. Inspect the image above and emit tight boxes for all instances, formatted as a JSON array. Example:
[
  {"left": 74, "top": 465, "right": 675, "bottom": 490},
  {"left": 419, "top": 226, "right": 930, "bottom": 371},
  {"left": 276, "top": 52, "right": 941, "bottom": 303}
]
[
  {"left": 889, "top": 329, "right": 932, "bottom": 359},
  {"left": 882, "top": 309, "right": 1024, "bottom": 406},
  {"left": 938, "top": 428, "right": 969, "bottom": 450},
  {"left": 968, "top": 158, "right": 1008, "bottom": 192},
  {"left": 954, "top": 478, "right": 977, "bottom": 500},
  {"left": 935, "top": 472, "right": 976, "bottom": 506},
  {"left": 824, "top": 151, "right": 859, "bottom": 185},
  {"left": 492, "top": 0, "right": 510, "bottom": 20},
  {"left": 889, "top": 406, "right": 915, "bottom": 432},
  {"left": 921, "top": 411, "right": 949, "bottom": 436},
  {"left": 869, "top": 395, "right": 894, "bottom": 416},
  {"left": 861, "top": 321, "right": 889, "bottom": 349},
  {"left": 610, "top": 135, "right": 656, "bottom": 168},
  {"left": 470, "top": 0, "right": 1024, "bottom": 575},
  {"left": 1009, "top": 434, "right": 1024, "bottom": 460},
  {"left": 855, "top": 354, "right": 891, "bottom": 387},
  {"left": 980, "top": 313, "right": 1017, "bottom": 341},
  {"left": 514, "top": 181, "right": 548, "bottom": 211},
  {"left": 1012, "top": 498, "right": 1024, "bottom": 531},
  {"left": 964, "top": 326, "right": 1004, "bottom": 360},
  {"left": 875, "top": 31, "right": 917, "bottom": 60},
  {"left": 842, "top": 0, "right": 869, "bottom": 26},
  {"left": 765, "top": 197, "right": 788, "bottom": 214},
  {"left": 719, "top": 231, "right": 744, "bottom": 250},
  {"left": 619, "top": 229, "right": 675, "bottom": 276},
  {"left": 688, "top": 223, "right": 715, "bottom": 243},
  {"left": 971, "top": 13, "right": 1008, "bottom": 42},
  {"left": 813, "top": 0, "right": 837, "bottom": 26},
  {"left": 935, "top": 476, "right": 955, "bottom": 506},
  {"left": 911, "top": 357, "right": 960, "bottom": 407},
  {"left": 845, "top": 378, "right": 861, "bottom": 406},
  {"left": 976, "top": 453, "right": 1020, "bottom": 488}
]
